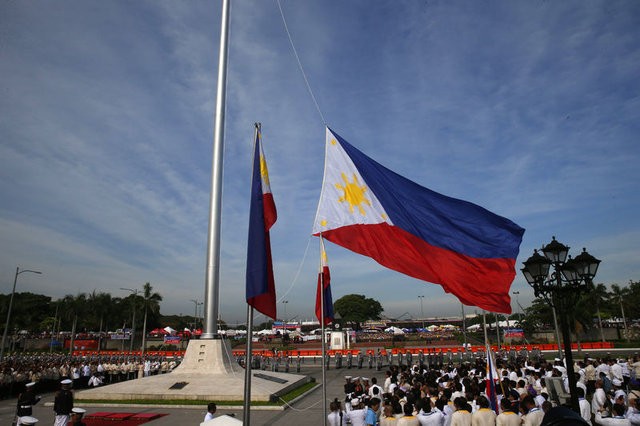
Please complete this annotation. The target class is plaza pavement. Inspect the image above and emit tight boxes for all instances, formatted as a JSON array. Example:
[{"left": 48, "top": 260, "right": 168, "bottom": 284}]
[
  {"left": 1, "top": 347, "right": 636, "bottom": 425},
  {"left": 0, "top": 363, "right": 360, "bottom": 425}
]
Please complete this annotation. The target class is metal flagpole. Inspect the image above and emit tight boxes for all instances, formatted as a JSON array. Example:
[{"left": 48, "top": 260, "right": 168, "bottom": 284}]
[
  {"left": 203, "top": 0, "right": 230, "bottom": 339},
  {"left": 320, "top": 236, "right": 327, "bottom": 426},
  {"left": 242, "top": 123, "right": 261, "bottom": 424},
  {"left": 495, "top": 313, "right": 501, "bottom": 349},
  {"left": 242, "top": 305, "right": 254, "bottom": 424},
  {"left": 482, "top": 311, "right": 489, "bottom": 348},
  {"left": 461, "top": 303, "right": 468, "bottom": 349}
]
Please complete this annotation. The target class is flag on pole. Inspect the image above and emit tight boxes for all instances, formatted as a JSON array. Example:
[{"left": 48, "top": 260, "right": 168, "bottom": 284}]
[
  {"left": 485, "top": 345, "right": 499, "bottom": 413},
  {"left": 312, "top": 127, "right": 525, "bottom": 314},
  {"left": 315, "top": 237, "right": 334, "bottom": 324},
  {"left": 246, "top": 124, "right": 277, "bottom": 319}
]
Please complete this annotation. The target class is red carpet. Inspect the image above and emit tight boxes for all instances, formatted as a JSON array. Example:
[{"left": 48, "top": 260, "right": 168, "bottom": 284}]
[{"left": 83, "top": 412, "right": 168, "bottom": 425}]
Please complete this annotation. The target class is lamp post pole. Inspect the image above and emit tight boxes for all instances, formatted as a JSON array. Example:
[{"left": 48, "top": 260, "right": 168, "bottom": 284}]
[
  {"left": 512, "top": 291, "right": 520, "bottom": 322},
  {"left": 1, "top": 267, "right": 42, "bottom": 361},
  {"left": 190, "top": 299, "right": 200, "bottom": 330},
  {"left": 461, "top": 303, "right": 468, "bottom": 349},
  {"left": 521, "top": 236, "right": 600, "bottom": 414},
  {"left": 282, "top": 300, "right": 288, "bottom": 332},
  {"left": 418, "top": 296, "right": 425, "bottom": 329},
  {"left": 120, "top": 287, "right": 140, "bottom": 352},
  {"left": 619, "top": 290, "right": 629, "bottom": 342}
]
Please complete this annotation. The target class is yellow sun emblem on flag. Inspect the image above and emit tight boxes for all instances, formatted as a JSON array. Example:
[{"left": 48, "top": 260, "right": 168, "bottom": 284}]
[
  {"left": 260, "top": 155, "right": 270, "bottom": 186},
  {"left": 335, "top": 172, "right": 371, "bottom": 215}
]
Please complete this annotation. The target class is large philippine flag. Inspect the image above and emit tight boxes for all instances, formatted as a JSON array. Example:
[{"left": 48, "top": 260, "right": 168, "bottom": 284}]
[
  {"left": 315, "top": 237, "right": 334, "bottom": 325},
  {"left": 246, "top": 125, "right": 277, "bottom": 319},
  {"left": 312, "top": 127, "right": 525, "bottom": 314}
]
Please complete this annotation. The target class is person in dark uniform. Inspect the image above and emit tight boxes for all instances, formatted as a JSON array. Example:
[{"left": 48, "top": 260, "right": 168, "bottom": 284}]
[
  {"left": 344, "top": 376, "right": 355, "bottom": 395},
  {"left": 16, "top": 382, "right": 40, "bottom": 425},
  {"left": 53, "top": 379, "right": 74, "bottom": 426}
]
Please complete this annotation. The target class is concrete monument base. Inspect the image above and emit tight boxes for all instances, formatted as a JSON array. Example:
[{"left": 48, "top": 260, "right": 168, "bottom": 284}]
[{"left": 75, "top": 339, "right": 309, "bottom": 402}]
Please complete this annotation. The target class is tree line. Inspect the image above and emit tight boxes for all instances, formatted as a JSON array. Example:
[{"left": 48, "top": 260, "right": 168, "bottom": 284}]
[
  {"left": 519, "top": 280, "right": 640, "bottom": 337},
  {"left": 0, "top": 283, "right": 165, "bottom": 337}
]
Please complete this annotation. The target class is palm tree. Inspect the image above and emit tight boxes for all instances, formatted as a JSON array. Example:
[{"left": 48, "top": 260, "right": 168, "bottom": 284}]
[
  {"left": 140, "top": 282, "right": 162, "bottom": 356},
  {"left": 88, "top": 290, "right": 112, "bottom": 352},
  {"left": 610, "top": 284, "right": 630, "bottom": 341},
  {"left": 61, "top": 293, "right": 87, "bottom": 355},
  {"left": 591, "top": 283, "right": 609, "bottom": 342}
]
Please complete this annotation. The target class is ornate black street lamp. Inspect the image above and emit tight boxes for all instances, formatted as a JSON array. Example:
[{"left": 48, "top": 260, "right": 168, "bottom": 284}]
[{"left": 521, "top": 236, "right": 600, "bottom": 413}]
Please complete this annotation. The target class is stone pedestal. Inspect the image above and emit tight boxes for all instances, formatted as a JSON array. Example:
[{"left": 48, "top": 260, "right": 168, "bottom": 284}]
[{"left": 76, "top": 339, "right": 308, "bottom": 402}]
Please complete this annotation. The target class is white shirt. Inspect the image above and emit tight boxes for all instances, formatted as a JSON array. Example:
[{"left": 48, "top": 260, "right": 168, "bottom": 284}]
[
  {"left": 593, "top": 388, "right": 607, "bottom": 414},
  {"left": 328, "top": 410, "right": 347, "bottom": 426},
  {"left": 594, "top": 413, "right": 630, "bottom": 425},
  {"left": 418, "top": 411, "right": 444, "bottom": 426},
  {"left": 579, "top": 398, "right": 592, "bottom": 425},
  {"left": 627, "top": 407, "right": 640, "bottom": 426},
  {"left": 347, "top": 407, "right": 367, "bottom": 426},
  {"left": 611, "top": 364, "right": 624, "bottom": 381}
]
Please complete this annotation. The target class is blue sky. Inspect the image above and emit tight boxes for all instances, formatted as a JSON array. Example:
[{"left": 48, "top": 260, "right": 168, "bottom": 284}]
[{"left": 1, "top": 1, "right": 639, "bottom": 327}]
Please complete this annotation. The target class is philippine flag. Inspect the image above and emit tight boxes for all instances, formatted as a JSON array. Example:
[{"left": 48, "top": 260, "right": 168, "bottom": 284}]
[
  {"left": 485, "top": 345, "right": 500, "bottom": 413},
  {"left": 246, "top": 124, "right": 277, "bottom": 319},
  {"left": 315, "top": 237, "right": 334, "bottom": 325},
  {"left": 312, "top": 128, "right": 524, "bottom": 314}
]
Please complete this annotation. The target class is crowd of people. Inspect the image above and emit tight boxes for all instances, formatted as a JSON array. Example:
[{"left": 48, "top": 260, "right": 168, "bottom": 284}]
[
  {"left": 0, "top": 352, "right": 182, "bottom": 399},
  {"left": 328, "top": 353, "right": 640, "bottom": 425}
]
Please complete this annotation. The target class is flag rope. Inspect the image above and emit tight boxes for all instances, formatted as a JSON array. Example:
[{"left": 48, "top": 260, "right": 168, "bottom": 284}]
[{"left": 276, "top": 0, "right": 327, "bottom": 125}]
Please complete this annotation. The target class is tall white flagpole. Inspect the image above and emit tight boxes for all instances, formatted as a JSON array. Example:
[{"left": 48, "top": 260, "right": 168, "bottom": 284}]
[{"left": 203, "top": 0, "right": 230, "bottom": 339}]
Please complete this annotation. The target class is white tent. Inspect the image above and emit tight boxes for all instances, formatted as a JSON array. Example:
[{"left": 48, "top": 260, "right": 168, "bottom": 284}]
[
  {"left": 384, "top": 326, "right": 405, "bottom": 335},
  {"left": 163, "top": 326, "right": 176, "bottom": 335},
  {"left": 256, "top": 329, "right": 275, "bottom": 335}
]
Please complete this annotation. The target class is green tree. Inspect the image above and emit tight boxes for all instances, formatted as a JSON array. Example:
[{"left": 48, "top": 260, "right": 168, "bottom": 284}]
[
  {"left": 582, "top": 282, "right": 609, "bottom": 341},
  {"left": 520, "top": 298, "right": 554, "bottom": 336},
  {"left": 0, "top": 292, "right": 52, "bottom": 333},
  {"left": 61, "top": 293, "right": 87, "bottom": 354},
  {"left": 610, "top": 284, "right": 630, "bottom": 340},
  {"left": 88, "top": 290, "right": 113, "bottom": 350},
  {"left": 625, "top": 280, "right": 640, "bottom": 320},
  {"left": 333, "top": 294, "right": 383, "bottom": 329},
  {"left": 140, "top": 282, "right": 162, "bottom": 355}
]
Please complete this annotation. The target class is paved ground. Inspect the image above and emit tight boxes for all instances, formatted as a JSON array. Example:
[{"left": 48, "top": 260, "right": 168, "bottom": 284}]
[
  {"left": 1, "top": 348, "right": 636, "bottom": 425},
  {"left": 0, "top": 363, "right": 364, "bottom": 425}
]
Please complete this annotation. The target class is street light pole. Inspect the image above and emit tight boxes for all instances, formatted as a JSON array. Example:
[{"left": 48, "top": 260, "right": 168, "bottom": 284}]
[
  {"left": 521, "top": 237, "right": 600, "bottom": 414},
  {"left": 461, "top": 303, "right": 468, "bottom": 349},
  {"left": 190, "top": 299, "right": 200, "bottom": 330},
  {"left": 282, "top": 300, "right": 288, "bottom": 332},
  {"left": 1, "top": 267, "right": 42, "bottom": 361},
  {"left": 418, "top": 296, "right": 425, "bottom": 329},
  {"left": 120, "top": 287, "right": 140, "bottom": 352},
  {"left": 619, "top": 291, "right": 629, "bottom": 342}
]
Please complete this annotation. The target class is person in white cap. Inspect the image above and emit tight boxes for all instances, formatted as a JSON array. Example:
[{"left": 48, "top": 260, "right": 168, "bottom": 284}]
[
  {"left": 17, "top": 416, "right": 38, "bottom": 426},
  {"left": 70, "top": 407, "right": 87, "bottom": 426},
  {"left": 346, "top": 397, "right": 367, "bottom": 426},
  {"left": 16, "top": 382, "right": 41, "bottom": 425},
  {"left": 53, "top": 379, "right": 74, "bottom": 426}
]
